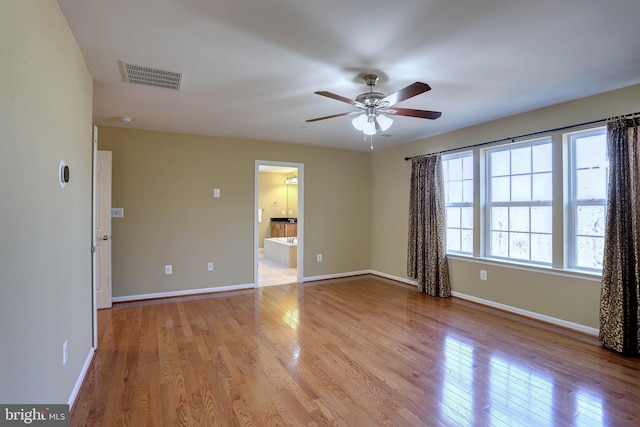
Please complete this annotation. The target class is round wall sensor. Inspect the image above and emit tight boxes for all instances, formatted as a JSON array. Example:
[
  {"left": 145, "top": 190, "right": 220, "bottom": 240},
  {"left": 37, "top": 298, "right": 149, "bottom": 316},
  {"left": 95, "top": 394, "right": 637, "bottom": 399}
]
[{"left": 59, "top": 160, "right": 69, "bottom": 188}]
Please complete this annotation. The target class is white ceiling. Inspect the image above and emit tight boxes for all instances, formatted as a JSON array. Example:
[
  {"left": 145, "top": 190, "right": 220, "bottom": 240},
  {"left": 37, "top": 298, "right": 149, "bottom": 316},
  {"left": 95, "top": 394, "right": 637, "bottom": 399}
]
[{"left": 58, "top": 0, "right": 640, "bottom": 151}]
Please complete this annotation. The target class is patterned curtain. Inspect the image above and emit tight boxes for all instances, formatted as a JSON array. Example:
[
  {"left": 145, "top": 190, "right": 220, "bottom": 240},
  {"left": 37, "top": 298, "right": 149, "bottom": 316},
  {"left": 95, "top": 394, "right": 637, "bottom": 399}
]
[
  {"left": 407, "top": 155, "right": 451, "bottom": 297},
  {"left": 600, "top": 116, "right": 640, "bottom": 355}
]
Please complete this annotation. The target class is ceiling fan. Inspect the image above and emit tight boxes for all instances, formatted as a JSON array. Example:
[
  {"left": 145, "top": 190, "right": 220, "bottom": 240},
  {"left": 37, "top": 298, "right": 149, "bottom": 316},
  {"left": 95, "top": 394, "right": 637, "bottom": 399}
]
[{"left": 306, "top": 74, "right": 442, "bottom": 136}]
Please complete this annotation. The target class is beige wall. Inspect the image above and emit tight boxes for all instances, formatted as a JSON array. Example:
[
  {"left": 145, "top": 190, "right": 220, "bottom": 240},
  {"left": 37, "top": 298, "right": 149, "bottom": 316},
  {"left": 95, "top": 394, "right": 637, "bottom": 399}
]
[
  {"left": 0, "top": 1, "right": 93, "bottom": 403},
  {"left": 98, "top": 127, "right": 371, "bottom": 297},
  {"left": 258, "top": 172, "right": 298, "bottom": 248},
  {"left": 371, "top": 83, "right": 640, "bottom": 329}
]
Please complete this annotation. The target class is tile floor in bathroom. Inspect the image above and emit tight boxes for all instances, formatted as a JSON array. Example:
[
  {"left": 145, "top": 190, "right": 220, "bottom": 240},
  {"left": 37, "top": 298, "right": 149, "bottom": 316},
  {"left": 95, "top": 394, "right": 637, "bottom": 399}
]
[{"left": 258, "top": 251, "right": 298, "bottom": 287}]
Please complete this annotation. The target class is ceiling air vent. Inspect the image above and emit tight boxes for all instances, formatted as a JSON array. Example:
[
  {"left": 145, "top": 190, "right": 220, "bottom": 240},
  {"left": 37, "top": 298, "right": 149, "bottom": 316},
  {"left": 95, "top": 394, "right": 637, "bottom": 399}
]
[{"left": 122, "top": 62, "right": 182, "bottom": 90}]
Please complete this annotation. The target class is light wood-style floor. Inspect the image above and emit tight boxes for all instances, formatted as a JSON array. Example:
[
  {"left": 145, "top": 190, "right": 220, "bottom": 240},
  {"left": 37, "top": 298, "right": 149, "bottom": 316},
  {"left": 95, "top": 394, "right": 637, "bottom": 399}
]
[{"left": 71, "top": 275, "right": 640, "bottom": 426}]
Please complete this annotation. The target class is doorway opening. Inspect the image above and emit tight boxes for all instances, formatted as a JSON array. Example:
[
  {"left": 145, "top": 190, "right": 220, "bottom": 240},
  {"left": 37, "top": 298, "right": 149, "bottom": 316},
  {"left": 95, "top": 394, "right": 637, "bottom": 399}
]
[{"left": 255, "top": 161, "right": 304, "bottom": 287}]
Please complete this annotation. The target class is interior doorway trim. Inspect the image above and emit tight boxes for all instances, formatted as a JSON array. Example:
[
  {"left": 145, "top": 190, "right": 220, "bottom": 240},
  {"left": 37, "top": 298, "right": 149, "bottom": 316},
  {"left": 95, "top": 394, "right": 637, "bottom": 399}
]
[
  {"left": 255, "top": 160, "right": 304, "bottom": 287},
  {"left": 91, "top": 125, "right": 98, "bottom": 348}
]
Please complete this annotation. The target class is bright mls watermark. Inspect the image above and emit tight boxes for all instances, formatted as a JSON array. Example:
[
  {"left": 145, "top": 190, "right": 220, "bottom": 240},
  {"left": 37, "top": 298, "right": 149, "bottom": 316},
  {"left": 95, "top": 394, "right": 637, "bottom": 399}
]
[{"left": 1, "top": 405, "right": 68, "bottom": 426}]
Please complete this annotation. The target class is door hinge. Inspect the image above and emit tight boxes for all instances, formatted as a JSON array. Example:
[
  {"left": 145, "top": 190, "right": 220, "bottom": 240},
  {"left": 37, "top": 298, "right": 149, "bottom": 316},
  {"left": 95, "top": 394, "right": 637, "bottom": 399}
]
[{"left": 91, "top": 245, "right": 96, "bottom": 253}]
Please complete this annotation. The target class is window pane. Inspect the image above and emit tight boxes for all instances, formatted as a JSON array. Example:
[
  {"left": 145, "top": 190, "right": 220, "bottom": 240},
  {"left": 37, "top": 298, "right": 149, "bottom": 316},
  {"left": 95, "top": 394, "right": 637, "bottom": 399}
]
[
  {"left": 576, "top": 168, "right": 607, "bottom": 200},
  {"left": 531, "top": 206, "right": 552, "bottom": 233},
  {"left": 448, "top": 158, "right": 462, "bottom": 181},
  {"left": 444, "top": 152, "right": 473, "bottom": 255},
  {"left": 447, "top": 229, "right": 461, "bottom": 252},
  {"left": 532, "top": 143, "right": 552, "bottom": 173},
  {"left": 461, "top": 230, "right": 473, "bottom": 253},
  {"left": 532, "top": 172, "right": 552, "bottom": 201},
  {"left": 531, "top": 233, "right": 552, "bottom": 263},
  {"left": 462, "top": 179, "right": 473, "bottom": 203},
  {"left": 511, "top": 147, "right": 531, "bottom": 175},
  {"left": 463, "top": 156, "right": 473, "bottom": 179},
  {"left": 570, "top": 128, "right": 607, "bottom": 271},
  {"left": 577, "top": 205, "right": 605, "bottom": 236},
  {"left": 510, "top": 232, "right": 530, "bottom": 260},
  {"left": 491, "top": 151, "right": 510, "bottom": 176},
  {"left": 448, "top": 180, "right": 463, "bottom": 203},
  {"left": 509, "top": 206, "right": 530, "bottom": 232},
  {"left": 486, "top": 140, "right": 553, "bottom": 266},
  {"left": 576, "top": 134, "right": 607, "bottom": 169},
  {"left": 491, "top": 231, "right": 508, "bottom": 257},
  {"left": 491, "top": 176, "right": 510, "bottom": 202},
  {"left": 576, "top": 236, "right": 604, "bottom": 270},
  {"left": 447, "top": 207, "right": 461, "bottom": 228},
  {"left": 511, "top": 175, "right": 531, "bottom": 201},
  {"left": 461, "top": 207, "right": 473, "bottom": 229},
  {"left": 491, "top": 207, "right": 509, "bottom": 231}
]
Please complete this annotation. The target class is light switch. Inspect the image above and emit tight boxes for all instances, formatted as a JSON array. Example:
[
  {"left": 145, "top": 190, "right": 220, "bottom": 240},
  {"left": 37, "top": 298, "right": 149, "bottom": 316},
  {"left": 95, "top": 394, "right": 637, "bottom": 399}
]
[{"left": 213, "top": 188, "right": 220, "bottom": 198}]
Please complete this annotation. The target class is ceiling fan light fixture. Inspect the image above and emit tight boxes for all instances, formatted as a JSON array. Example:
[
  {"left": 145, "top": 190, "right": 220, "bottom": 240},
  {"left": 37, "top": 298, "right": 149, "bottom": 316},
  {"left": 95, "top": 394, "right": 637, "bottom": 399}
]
[
  {"left": 362, "top": 121, "right": 377, "bottom": 135},
  {"left": 308, "top": 73, "right": 441, "bottom": 140},
  {"left": 352, "top": 114, "right": 368, "bottom": 131},
  {"left": 377, "top": 114, "right": 393, "bottom": 131}
]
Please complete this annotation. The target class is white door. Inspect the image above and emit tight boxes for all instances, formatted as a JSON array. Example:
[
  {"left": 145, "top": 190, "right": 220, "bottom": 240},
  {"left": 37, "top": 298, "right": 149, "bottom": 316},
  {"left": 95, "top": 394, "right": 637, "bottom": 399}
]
[{"left": 96, "top": 150, "right": 112, "bottom": 309}]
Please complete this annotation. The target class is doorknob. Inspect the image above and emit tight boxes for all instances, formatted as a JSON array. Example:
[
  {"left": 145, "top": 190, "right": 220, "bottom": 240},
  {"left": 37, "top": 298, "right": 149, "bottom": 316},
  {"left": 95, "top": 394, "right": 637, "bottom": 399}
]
[{"left": 101, "top": 235, "right": 109, "bottom": 241}]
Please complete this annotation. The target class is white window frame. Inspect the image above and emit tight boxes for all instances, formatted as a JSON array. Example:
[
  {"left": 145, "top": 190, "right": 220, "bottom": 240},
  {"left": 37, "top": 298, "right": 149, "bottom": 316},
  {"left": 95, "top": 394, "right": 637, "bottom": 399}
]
[
  {"left": 443, "top": 151, "right": 474, "bottom": 255},
  {"left": 568, "top": 127, "right": 608, "bottom": 272},
  {"left": 485, "top": 138, "right": 553, "bottom": 265}
]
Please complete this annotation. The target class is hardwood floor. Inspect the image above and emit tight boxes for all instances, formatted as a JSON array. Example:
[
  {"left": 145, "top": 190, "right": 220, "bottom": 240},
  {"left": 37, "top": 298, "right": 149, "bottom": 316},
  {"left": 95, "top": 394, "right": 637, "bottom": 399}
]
[{"left": 71, "top": 275, "right": 640, "bottom": 426}]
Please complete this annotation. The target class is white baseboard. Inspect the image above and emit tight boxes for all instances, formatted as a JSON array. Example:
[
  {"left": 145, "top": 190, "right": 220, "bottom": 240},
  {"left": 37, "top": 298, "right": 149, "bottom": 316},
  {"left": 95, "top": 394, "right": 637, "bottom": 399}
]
[
  {"left": 68, "top": 346, "right": 95, "bottom": 409},
  {"left": 369, "top": 270, "right": 417, "bottom": 287},
  {"left": 303, "top": 270, "right": 371, "bottom": 283},
  {"left": 452, "top": 291, "right": 599, "bottom": 336},
  {"left": 111, "top": 283, "right": 255, "bottom": 303}
]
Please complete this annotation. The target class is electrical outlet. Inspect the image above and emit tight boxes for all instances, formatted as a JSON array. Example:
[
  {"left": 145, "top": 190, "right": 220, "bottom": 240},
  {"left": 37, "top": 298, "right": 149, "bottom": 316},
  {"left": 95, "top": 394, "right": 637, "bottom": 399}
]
[
  {"left": 208, "top": 262, "right": 214, "bottom": 271},
  {"left": 165, "top": 264, "right": 172, "bottom": 275},
  {"left": 63, "top": 341, "right": 68, "bottom": 366},
  {"left": 317, "top": 254, "right": 323, "bottom": 262},
  {"left": 480, "top": 270, "right": 487, "bottom": 281}
]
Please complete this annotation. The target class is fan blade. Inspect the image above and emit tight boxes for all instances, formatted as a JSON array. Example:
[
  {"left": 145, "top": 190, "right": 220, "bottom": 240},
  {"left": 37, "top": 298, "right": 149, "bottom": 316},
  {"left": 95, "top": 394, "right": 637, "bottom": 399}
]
[
  {"left": 382, "top": 82, "right": 431, "bottom": 106},
  {"left": 386, "top": 108, "right": 442, "bottom": 120},
  {"left": 314, "top": 91, "right": 359, "bottom": 106},
  {"left": 306, "top": 112, "right": 354, "bottom": 122}
]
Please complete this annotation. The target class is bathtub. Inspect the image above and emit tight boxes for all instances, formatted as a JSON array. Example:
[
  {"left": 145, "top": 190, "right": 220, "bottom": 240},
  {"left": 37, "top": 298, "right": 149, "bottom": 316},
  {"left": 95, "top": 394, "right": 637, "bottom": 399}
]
[{"left": 264, "top": 237, "right": 298, "bottom": 268}]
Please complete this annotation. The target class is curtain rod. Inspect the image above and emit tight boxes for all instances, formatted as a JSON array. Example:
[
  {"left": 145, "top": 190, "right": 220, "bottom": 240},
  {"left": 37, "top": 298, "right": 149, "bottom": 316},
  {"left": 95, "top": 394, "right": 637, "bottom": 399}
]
[{"left": 404, "top": 110, "right": 640, "bottom": 161}]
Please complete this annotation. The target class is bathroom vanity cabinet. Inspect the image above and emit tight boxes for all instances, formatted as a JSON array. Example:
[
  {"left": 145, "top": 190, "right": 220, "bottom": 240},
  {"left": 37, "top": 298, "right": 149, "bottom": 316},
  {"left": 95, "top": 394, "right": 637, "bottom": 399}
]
[{"left": 271, "top": 219, "right": 297, "bottom": 237}]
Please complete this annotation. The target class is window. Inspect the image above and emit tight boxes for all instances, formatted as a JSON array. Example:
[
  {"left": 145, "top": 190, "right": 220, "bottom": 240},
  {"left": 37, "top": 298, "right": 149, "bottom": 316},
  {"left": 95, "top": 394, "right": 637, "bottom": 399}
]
[
  {"left": 486, "top": 140, "right": 553, "bottom": 264},
  {"left": 443, "top": 152, "right": 473, "bottom": 254},
  {"left": 569, "top": 128, "right": 607, "bottom": 271},
  {"left": 439, "top": 125, "right": 608, "bottom": 274}
]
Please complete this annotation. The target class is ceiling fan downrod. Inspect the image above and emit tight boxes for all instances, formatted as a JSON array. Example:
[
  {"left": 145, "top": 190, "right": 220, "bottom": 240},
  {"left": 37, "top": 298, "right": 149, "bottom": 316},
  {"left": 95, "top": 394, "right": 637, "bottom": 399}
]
[{"left": 355, "top": 74, "right": 386, "bottom": 107}]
